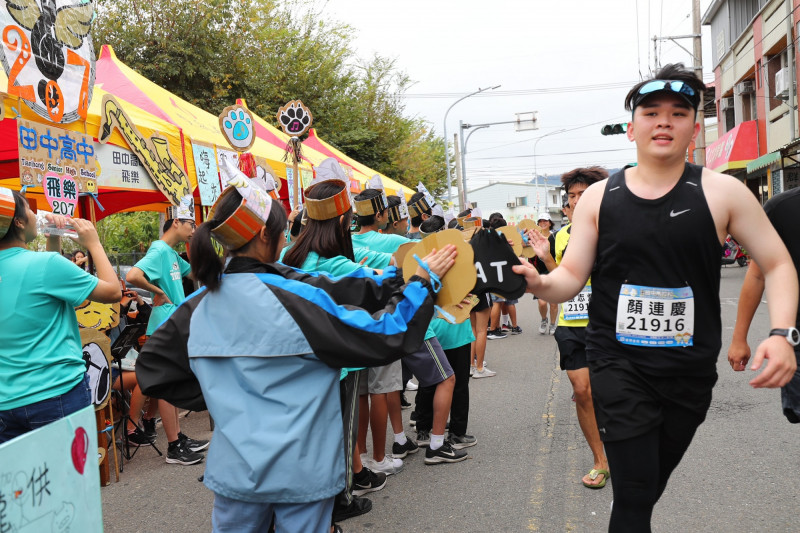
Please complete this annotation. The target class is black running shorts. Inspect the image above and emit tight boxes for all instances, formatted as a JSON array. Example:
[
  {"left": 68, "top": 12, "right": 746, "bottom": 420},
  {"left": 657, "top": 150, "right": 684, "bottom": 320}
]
[
  {"left": 588, "top": 357, "right": 717, "bottom": 442},
  {"left": 554, "top": 326, "right": 587, "bottom": 371}
]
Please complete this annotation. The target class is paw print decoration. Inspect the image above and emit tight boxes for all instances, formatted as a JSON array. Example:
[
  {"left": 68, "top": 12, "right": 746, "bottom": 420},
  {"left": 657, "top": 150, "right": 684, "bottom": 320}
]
[
  {"left": 276, "top": 100, "right": 313, "bottom": 137},
  {"left": 219, "top": 104, "right": 256, "bottom": 152}
]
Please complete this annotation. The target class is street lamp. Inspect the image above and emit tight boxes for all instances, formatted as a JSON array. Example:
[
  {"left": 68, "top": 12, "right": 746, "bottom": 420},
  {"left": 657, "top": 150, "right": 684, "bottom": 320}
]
[
  {"left": 533, "top": 128, "right": 567, "bottom": 212},
  {"left": 443, "top": 85, "right": 500, "bottom": 204},
  {"left": 460, "top": 122, "right": 489, "bottom": 206}
]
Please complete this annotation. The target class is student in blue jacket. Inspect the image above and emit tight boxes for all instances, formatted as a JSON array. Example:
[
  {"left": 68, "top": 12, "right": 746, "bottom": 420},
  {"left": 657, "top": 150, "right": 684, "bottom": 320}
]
[{"left": 136, "top": 173, "right": 456, "bottom": 533}]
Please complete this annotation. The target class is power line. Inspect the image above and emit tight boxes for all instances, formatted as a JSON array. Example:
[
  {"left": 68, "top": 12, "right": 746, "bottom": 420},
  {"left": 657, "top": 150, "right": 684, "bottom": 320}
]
[
  {"left": 466, "top": 115, "right": 631, "bottom": 155},
  {"left": 470, "top": 147, "right": 637, "bottom": 161}
]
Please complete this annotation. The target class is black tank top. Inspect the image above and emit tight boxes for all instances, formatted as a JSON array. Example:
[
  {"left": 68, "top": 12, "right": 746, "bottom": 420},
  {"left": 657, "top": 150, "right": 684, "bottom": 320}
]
[{"left": 586, "top": 163, "right": 723, "bottom": 376}]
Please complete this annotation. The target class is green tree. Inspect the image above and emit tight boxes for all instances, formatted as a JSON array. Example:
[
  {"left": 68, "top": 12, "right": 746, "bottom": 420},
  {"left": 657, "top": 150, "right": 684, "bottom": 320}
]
[
  {"left": 91, "top": 0, "right": 446, "bottom": 198},
  {"left": 96, "top": 211, "right": 160, "bottom": 259}
]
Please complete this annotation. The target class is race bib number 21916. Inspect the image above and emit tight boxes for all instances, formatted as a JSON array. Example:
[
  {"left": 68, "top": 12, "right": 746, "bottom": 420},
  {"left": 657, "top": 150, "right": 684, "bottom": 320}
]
[{"left": 615, "top": 284, "right": 694, "bottom": 347}]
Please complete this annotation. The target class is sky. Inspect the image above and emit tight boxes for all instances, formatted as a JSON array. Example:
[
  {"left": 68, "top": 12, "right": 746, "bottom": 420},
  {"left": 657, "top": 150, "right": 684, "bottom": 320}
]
[{"left": 318, "top": 0, "right": 716, "bottom": 195}]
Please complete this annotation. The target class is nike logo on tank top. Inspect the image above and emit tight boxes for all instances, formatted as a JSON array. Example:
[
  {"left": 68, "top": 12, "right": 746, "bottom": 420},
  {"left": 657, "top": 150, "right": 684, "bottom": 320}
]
[{"left": 586, "top": 163, "right": 723, "bottom": 376}]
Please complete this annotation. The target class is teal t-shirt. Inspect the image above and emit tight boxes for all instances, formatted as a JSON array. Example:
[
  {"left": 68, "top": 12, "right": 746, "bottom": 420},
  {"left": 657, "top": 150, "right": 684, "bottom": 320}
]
[
  {"left": 353, "top": 248, "right": 393, "bottom": 270},
  {"left": 280, "top": 245, "right": 392, "bottom": 271},
  {"left": 298, "top": 251, "right": 368, "bottom": 277},
  {"left": 296, "top": 251, "right": 379, "bottom": 379},
  {"left": 0, "top": 248, "right": 98, "bottom": 410},
  {"left": 134, "top": 240, "right": 191, "bottom": 335},
  {"left": 429, "top": 317, "right": 475, "bottom": 351},
  {"left": 352, "top": 231, "right": 413, "bottom": 254}
]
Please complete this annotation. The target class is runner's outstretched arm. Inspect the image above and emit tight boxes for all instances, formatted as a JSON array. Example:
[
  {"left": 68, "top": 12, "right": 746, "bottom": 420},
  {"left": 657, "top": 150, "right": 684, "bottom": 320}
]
[
  {"left": 728, "top": 261, "right": 765, "bottom": 371},
  {"left": 723, "top": 177, "right": 798, "bottom": 388},
  {"left": 513, "top": 181, "right": 602, "bottom": 302}
]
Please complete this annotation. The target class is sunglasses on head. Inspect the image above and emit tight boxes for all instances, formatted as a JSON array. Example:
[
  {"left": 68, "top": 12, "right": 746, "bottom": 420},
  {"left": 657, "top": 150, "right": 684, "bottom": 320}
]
[{"left": 633, "top": 80, "right": 699, "bottom": 109}]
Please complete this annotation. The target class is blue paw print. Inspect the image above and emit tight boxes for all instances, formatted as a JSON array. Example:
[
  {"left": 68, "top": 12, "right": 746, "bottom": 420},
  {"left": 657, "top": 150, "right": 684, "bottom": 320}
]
[{"left": 222, "top": 106, "right": 254, "bottom": 150}]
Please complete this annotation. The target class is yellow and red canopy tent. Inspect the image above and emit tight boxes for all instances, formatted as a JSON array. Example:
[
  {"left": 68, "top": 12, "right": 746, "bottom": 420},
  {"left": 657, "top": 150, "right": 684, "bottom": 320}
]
[
  {"left": 0, "top": 74, "right": 190, "bottom": 221},
  {"left": 95, "top": 46, "right": 413, "bottom": 199},
  {"left": 303, "top": 128, "right": 412, "bottom": 199},
  {"left": 0, "top": 45, "right": 413, "bottom": 221}
]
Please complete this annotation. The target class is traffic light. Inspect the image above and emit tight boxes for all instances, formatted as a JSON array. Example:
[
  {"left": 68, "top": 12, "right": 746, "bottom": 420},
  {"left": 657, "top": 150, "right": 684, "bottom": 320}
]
[{"left": 601, "top": 123, "right": 628, "bottom": 135}]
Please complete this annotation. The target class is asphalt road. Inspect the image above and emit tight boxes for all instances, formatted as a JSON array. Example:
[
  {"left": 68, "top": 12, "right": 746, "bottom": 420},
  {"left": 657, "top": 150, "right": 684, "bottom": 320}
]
[{"left": 101, "top": 264, "right": 799, "bottom": 532}]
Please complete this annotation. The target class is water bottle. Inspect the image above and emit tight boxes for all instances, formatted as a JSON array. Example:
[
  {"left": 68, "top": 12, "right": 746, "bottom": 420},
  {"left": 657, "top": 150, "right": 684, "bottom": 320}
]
[{"left": 37, "top": 218, "right": 78, "bottom": 238}]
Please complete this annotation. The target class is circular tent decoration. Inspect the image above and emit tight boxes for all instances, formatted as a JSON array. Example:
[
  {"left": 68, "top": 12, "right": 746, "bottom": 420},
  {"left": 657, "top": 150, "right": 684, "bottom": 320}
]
[
  {"left": 0, "top": 0, "right": 96, "bottom": 124},
  {"left": 276, "top": 100, "right": 313, "bottom": 137},
  {"left": 218, "top": 104, "right": 256, "bottom": 152}
]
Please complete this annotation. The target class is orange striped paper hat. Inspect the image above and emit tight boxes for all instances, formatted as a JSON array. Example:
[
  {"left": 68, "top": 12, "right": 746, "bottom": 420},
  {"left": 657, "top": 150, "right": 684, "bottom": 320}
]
[
  {"left": 304, "top": 158, "right": 352, "bottom": 221},
  {"left": 210, "top": 159, "right": 273, "bottom": 250}
]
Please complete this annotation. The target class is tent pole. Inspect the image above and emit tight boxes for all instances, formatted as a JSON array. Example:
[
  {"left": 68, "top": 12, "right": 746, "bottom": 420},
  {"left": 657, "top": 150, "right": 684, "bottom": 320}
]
[{"left": 292, "top": 157, "right": 300, "bottom": 208}]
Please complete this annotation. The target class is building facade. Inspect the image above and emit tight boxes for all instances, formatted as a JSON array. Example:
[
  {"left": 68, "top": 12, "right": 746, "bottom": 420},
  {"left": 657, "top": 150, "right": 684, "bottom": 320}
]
[
  {"left": 703, "top": 0, "right": 800, "bottom": 201},
  {"left": 466, "top": 182, "right": 564, "bottom": 227}
]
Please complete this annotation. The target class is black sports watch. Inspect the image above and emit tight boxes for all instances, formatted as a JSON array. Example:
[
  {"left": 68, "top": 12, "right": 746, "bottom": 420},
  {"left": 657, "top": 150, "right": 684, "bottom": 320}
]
[{"left": 769, "top": 327, "right": 800, "bottom": 347}]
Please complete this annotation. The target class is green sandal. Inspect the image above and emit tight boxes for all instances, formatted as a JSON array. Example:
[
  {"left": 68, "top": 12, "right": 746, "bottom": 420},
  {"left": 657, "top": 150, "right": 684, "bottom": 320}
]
[{"left": 583, "top": 468, "right": 610, "bottom": 489}]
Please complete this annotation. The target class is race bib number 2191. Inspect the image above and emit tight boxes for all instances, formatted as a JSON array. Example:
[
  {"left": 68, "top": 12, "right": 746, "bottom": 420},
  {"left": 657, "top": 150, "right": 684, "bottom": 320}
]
[{"left": 615, "top": 284, "right": 694, "bottom": 347}]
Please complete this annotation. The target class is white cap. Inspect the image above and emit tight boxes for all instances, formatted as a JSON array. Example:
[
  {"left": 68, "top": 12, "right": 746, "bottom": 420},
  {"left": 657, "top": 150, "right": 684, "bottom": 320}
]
[
  {"left": 166, "top": 194, "right": 195, "bottom": 221},
  {"left": 398, "top": 194, "right": 409, "bottom": 220},
  {"left": 313, "top": 158, "right": 348, "bottom": 185},
  {"left": 537, "top": 212, "right": 552, "bottom": 221}
]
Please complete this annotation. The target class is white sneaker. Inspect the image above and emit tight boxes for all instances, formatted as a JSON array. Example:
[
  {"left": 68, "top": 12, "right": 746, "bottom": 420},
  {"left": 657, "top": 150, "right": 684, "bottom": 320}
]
[
  {"left": 549, "top": 323, "right": 557, "bottom": 335},
  {"left": 360, "top": 453, "right": 375, "bottom": 469},
  {"left": 406, "top": 380, "right": 419, "bottom": 391},
  {"left": 538, "top": 319, "right": 548, "bottom": 334},
  {"left": 469, "top": 366, "right": 476, "bottom": 376},
  {"left": 370, "top": 455, "right": 404, "bottom": 475},
  {"left": 473, "top": 367, "right": 496, "bottom": 379}
]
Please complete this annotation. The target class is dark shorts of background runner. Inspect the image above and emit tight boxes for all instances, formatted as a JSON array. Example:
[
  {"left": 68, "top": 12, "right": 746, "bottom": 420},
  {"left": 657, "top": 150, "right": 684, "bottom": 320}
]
[
  {"left": 554, "top": 326, "right": 587, "bottom": 371},
  {"left": 782, "top": 349, "right": 800, "bottom": 423},
  {"left": 588, "top": 357, "right": 717, "bottom": 442},
  {"left": 489, "top": 294, "right": 519, "bottom": 305},
  {"left": 472, "top": 291, "right": 492, "bottom": 313},
  {"left": 403, "top": 337, "right": 454, "bottom": 388}
]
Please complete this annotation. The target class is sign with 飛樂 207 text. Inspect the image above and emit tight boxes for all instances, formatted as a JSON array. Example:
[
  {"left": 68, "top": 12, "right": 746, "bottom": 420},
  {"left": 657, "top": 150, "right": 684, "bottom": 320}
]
[{"left": 18, "top": 119, "right": 97, "bottom": 194}]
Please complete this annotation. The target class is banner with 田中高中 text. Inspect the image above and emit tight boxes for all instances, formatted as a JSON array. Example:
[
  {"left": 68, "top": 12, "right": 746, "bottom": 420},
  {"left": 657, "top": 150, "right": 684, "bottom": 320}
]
[{"left": 17, "top": 120, "right": 97, "bottom": 194}]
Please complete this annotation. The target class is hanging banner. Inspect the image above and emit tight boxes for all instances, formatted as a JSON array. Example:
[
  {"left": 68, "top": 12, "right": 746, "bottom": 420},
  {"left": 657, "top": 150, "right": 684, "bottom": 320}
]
[
  {"left": 300, "top": 169, "right": 313, "bottom": 189},
  {"left": 0, "top": 0, "right": 96, "bottom": 124},
  {"left": 17, "top": 119, "right": 97, "bottom": 193},
  {"left": 94, "top": 143, "right": 155, "bottom": 191},
  {"left": 0, "top": 405, "right": 102, "bottom": 532},
  {"left": 216, "top": 148, "right": 238, "bottom": 190},
  {"left": 285, "top": 166, "right": 297, "bottom": 207},
  {"left": 191, "top": 142, "right": 221, "bottom": 207},
  {"left": 98, "top": 95, "right": 191, "bottom": 206}
]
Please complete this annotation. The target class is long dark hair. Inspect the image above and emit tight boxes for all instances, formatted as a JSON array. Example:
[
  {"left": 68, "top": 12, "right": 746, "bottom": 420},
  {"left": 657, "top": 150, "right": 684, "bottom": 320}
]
[
  {"left": 191, "top": 191, "right": 287, "bottom": 291},
  {"left": 282, "top": 182, "right": 354, "bottom": 268},
  {"left": 0, "top": 191, "right": 27, "bottom": 244}
]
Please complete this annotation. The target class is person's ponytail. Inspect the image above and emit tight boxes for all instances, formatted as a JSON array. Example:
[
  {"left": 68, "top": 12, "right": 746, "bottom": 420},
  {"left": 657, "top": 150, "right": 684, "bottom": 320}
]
[{"left": 191, "top": 220, "right": 224, "bottom": 292}]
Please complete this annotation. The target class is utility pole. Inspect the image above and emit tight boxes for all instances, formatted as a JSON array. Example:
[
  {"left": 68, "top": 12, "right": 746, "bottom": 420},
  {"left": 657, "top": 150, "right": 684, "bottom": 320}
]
[
  {"left": 786, "top": 0, "right": 796, "bottom": 140},
  {"left": 454, "top": 134, "right": 465, "bottom": 212},
  {"left": 652, "top": 1, "right": 706, "bottom": 164},
  {"left": 442, "top": 86, "right": 501, "bottom": 205},
  {"left": 693, "top": 0, "right": 706, "bottom": 165}
]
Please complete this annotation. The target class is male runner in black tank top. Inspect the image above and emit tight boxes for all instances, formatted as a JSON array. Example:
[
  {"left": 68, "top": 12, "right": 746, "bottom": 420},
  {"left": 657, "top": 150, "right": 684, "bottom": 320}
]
[{"left": 513, "top": 63, "right": 798, "bottom": 533}]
